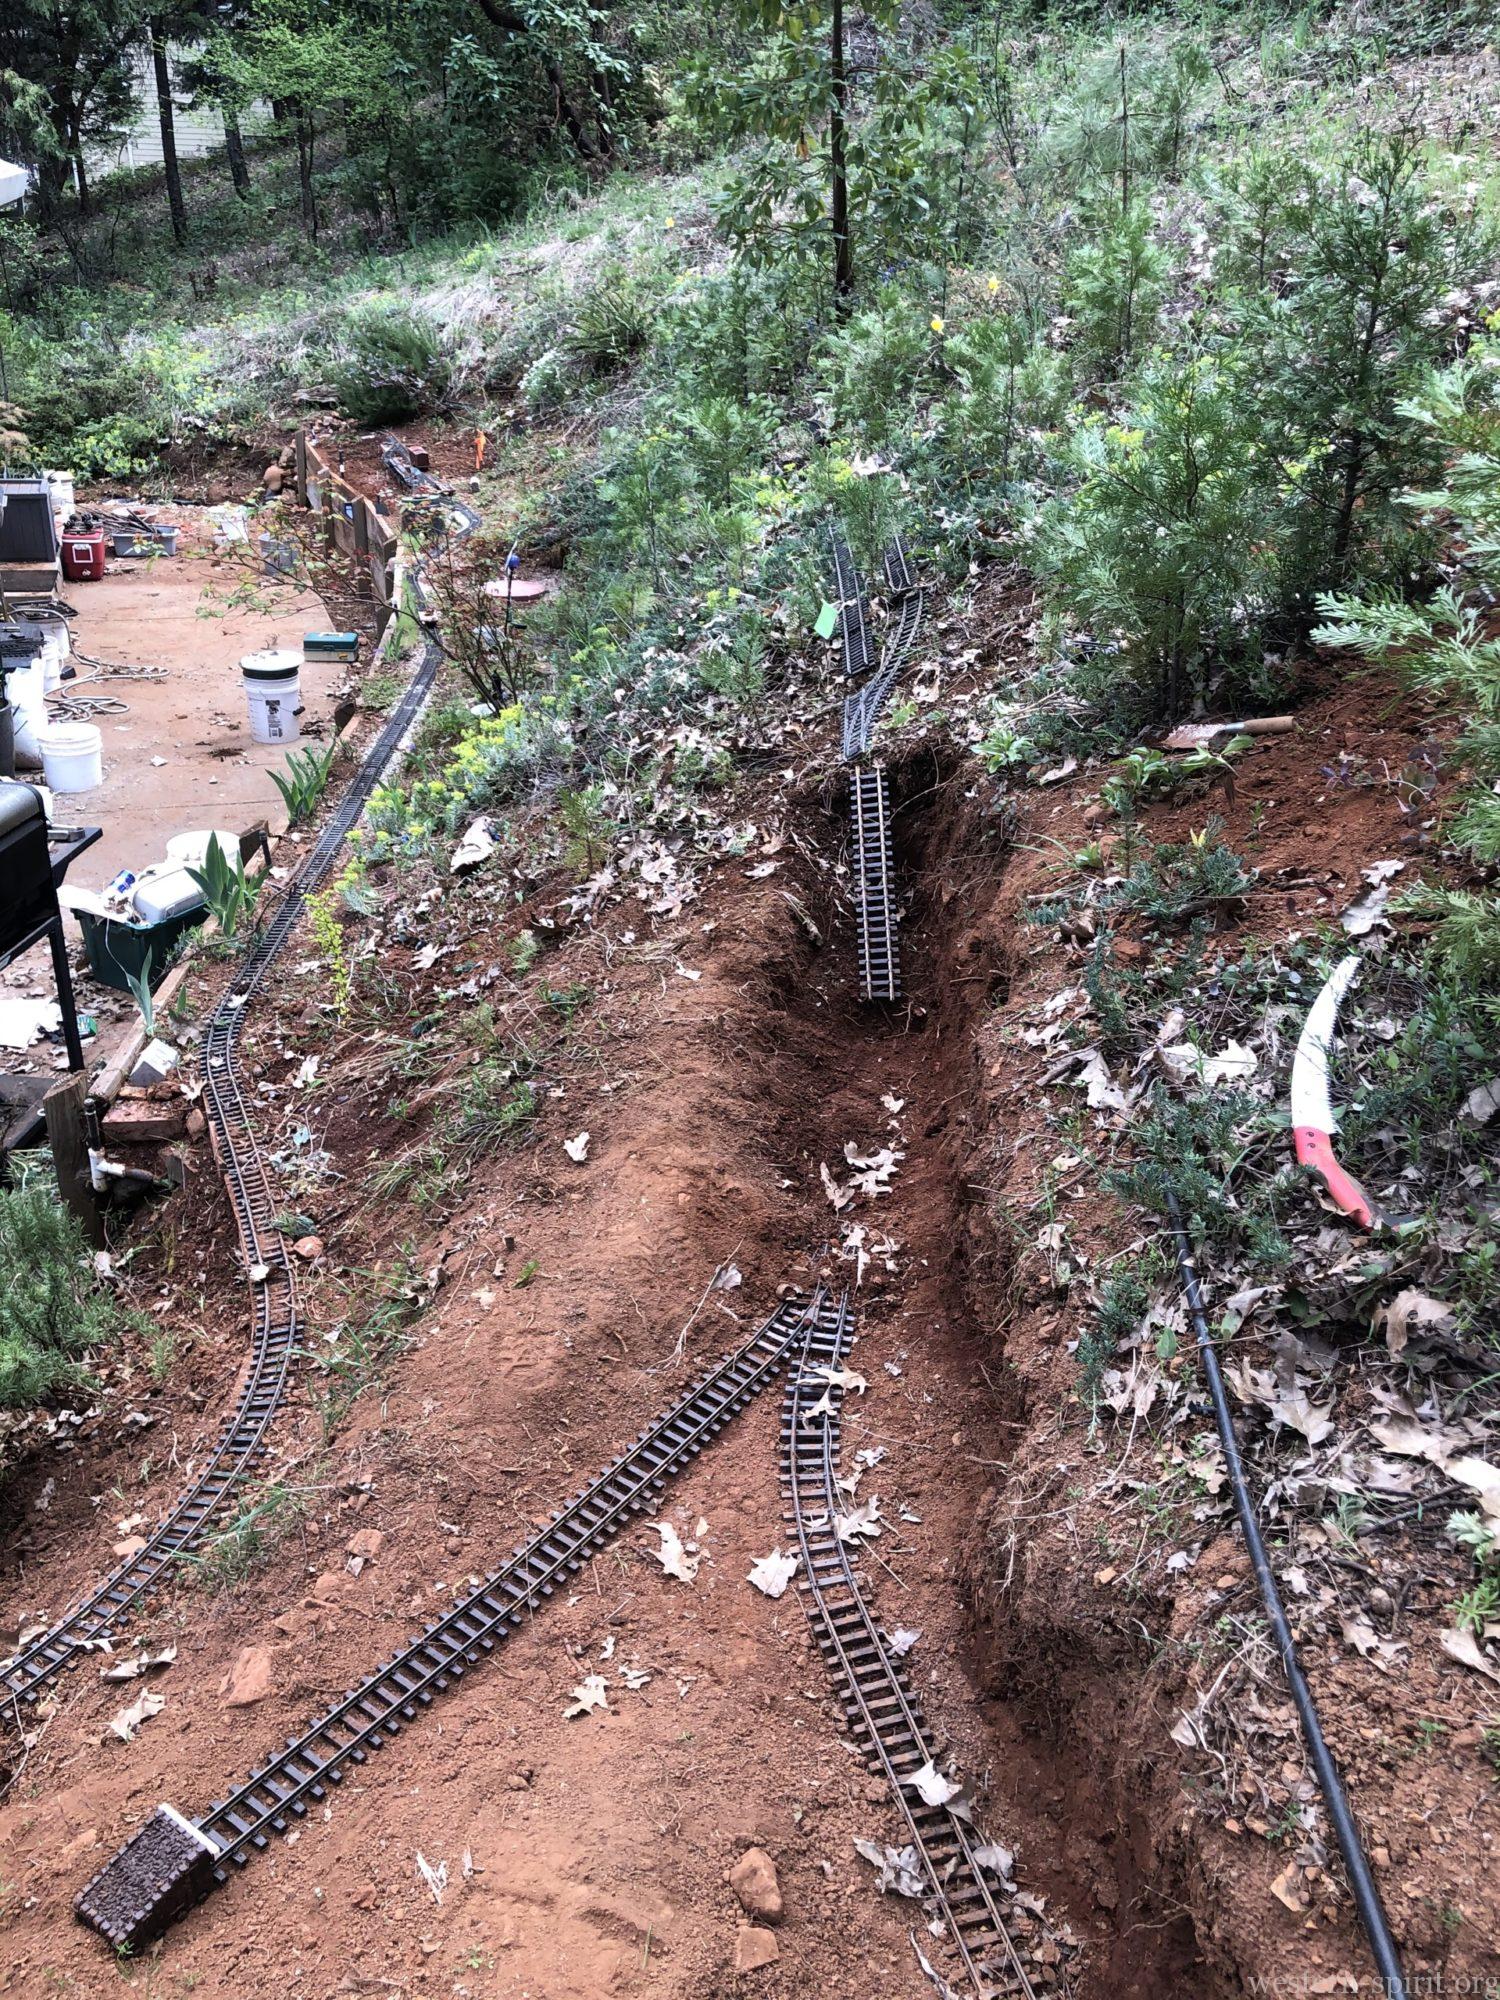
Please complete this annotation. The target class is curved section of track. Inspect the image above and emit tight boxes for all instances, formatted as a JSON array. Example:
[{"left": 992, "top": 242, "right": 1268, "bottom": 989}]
[
  {"left": 3, "top": 477, "right": 478, "bottom": 1709},
  {"left": 783, "top": 1303, "right": 1046, "bottom": 1999},
  {"left": 76, "top": 1288, "right": 847, "bottom": 1949}
]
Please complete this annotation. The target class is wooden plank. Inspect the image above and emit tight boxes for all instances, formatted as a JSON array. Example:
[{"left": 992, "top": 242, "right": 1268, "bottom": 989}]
[{"left": 44, "top": 1072, "right": 103, "bottom": 1246}]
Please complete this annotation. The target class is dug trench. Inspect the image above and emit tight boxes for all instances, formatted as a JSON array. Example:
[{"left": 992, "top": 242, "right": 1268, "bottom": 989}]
[{"left": 0, "top": 744, "right": 1206, "bottom": 1998}]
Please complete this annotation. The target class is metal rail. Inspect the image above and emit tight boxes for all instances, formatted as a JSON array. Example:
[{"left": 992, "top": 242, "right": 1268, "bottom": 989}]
[
  {"left": 841, "top": 557, "right": 925, "bottom": 761},
  {"left": 830, "top": 528, "right": 875, "bottom": 679},
  {"left": 850, "top": 766, "right": 900, "bottom": 1003},
  {"left": 75, "top": 1289, "right": 847, "bottom": 1950},
  {"left": 782, "top": 1304, "right": 1041, "bottom": 1998},
  {"left": 2, "top": 476, "right": 478, "bottom": 1709},
  {"left": 883, "top": 533, "right": 919, "bottom": 598}
]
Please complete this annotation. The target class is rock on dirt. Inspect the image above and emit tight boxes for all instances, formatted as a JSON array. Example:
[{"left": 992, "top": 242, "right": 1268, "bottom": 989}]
[
  {"left": 729, "top": 1848, "right": 784, "bottom": 1925},
  {"left": 222, "top": 1644, "right": 274, "bottom": 1707},
  {"left": 345, "top": 1528, "right": 385, "bottom": 1568},
  {"left": 102, "top": 1095, "right": 187, "bottom": 1143},
  {"left": 293, "top": 1234, "right": 325, "bottom": 1262},
  {"left": 733, "top": 1926, "right": 779, "bottom": 1973}
]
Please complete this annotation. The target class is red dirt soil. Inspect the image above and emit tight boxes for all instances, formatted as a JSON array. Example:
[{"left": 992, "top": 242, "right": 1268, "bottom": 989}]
[{"left": 0, "top": 604, "right": 1492, "bottom": 2000}]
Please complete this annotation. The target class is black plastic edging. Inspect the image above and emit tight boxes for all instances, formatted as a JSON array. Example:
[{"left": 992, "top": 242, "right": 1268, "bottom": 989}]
[{"left": 1167, "top": 1191, "right": 1407, "bottom": 2000}]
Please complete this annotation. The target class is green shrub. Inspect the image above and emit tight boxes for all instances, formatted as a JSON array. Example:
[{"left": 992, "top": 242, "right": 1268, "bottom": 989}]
[
  {"left": 0, "top": 1161, "right": 120, "bottom": 1408},
  {"left": 936, "top": 318, "right": 1070, "bottom": 490},
  {"left": 1038, "top": 353, "right": 1273, "bottom": 722},
  {"left": 1065, "top": 201, "right": 1167, "bottom": 378},
  {"left": 566, "top": 265, "right": 660, "bottom": 373},
  {"left": 330, "top": 302, "right": 452, "bottom": 425},
  {"left": 1238, "top": 131, "right": 1461, "bottom": 610},
  {"left": 819, "top": 296, "right": 931, "bottom": 444},
  {"left": 1315, "top": 339, "right": 1500, "bottom": 996}
]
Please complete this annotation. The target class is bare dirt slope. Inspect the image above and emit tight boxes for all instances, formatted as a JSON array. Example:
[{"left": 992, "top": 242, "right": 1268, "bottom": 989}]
[{"left": 0, "top": 618, "right": 1494, "bottom": 2000}]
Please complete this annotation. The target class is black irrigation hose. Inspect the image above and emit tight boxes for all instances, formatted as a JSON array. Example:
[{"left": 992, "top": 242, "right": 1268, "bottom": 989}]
[{"left": 1167, "top": 1192, "right": 1408, "bottom": 2000}]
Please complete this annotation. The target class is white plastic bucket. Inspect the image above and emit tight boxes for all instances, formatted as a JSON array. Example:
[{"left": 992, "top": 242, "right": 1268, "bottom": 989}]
[
  {"left": 167, "top": 828, "right": 240, "bottom": 869},
  {"left": 240, "top": 650, "right": 302, "bottom": 746},
  {"left": 45, "top": 470, "right": 76, "bottom": 518},
  {"left": 37, "top": 721, "right": 103, "bottom": 793}
]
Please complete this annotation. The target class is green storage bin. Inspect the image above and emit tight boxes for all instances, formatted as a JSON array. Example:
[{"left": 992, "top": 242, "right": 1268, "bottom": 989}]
[{"left": 77, "top": 906, "right": 204, "bottom": 993}]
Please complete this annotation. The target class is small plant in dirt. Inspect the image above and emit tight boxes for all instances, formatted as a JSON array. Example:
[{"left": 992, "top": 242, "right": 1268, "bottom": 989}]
[
  {"left": 450, "top": 1067, "right": 538, "bottom": 1159},
  {"left": 188, "top": 835, "right": 259, "bottom": 940},
  {"left": 1101, "top": 740, "right": 1253, "bottom": 818},
  {"left": 307, "top": 890, "right": 353, "bottom": 1023},
  {"left": 123, "top": 953, "right": 158, "bottom": 1040},
  {"left": 0, "top": 1159, "right": 126, "bottom": 1408},
  {"left": 312, "top": 1260, "right": 423, "bottom": 1435},
  {"left": 147, "top": 1327, "right": 179, "bottom": 1385},
  {"left": 270, "top": 742, "right": 337, "bottom": 828},
  {"left": 509, "top": 931, "right": 541, "bottom": 976},
  {"left": 1113, "top": 1087, "right": 1291, "bottom": 1271},
  {"left": 1120, "top": 823, "right": 1256, "bottom": 927},
  {"left": 556, "top": 785, "right": 611, "bottom": 872},
  {"left": 182, "top": 1480, "right": 307, "bottom": 1592},
  {"left": 362, "top": 672, "right": 402, "bottom": 712}
]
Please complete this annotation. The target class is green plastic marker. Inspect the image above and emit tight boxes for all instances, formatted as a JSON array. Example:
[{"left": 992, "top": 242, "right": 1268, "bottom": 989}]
[{"left": 813, "top": 601, "right": 838, "bottom": 640}]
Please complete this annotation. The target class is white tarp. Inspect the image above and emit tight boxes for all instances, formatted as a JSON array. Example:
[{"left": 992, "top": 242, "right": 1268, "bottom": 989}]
[{"left": 0, "top": 159, "right": 29, "bottom": 209}]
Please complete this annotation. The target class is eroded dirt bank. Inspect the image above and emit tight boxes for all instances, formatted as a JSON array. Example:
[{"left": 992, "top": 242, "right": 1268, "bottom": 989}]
[
  {"left": 6, "top": 655, "right": 1487, "bottom": 2000},
  {"left": 0, "top": 740, "right": 1202, "bottom": 2000}
]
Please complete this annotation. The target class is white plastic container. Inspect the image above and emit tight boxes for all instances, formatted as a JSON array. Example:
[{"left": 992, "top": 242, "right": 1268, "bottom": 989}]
[
  {"left": 6, "top": 659, "right": 46, "bottom": 768},
  {"left": 240, "top": 649, "right": 302, "bottom": 746},
  {"left": 131, "top": 864, "right": 206, "bottom": 925},
  {"left": 167, "top": 828, "right": 240, "bottom": 870},
  {"left": 37, "top": 720, "right": 103, "bottom": 793},
  {"left": 44, "top": 470, "right": 76, "bottom": 518}
]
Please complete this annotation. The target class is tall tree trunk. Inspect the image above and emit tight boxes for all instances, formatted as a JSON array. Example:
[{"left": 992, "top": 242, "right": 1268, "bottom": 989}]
[
  {"left": 296, "top": 114, "right": 317, "bottom": 239},
  {"left": 73, "top": 146, "right": 91, "bottom": 215},
  {"left": 546, "top": 57, "right": 597, "bottom": 159},
  {"left": 224, "top": 108, "right": 250, "bottom": 198},
  {"left": 830, "top": 0, "right": 852, "bottom": 304},
  {"left": 150, "top": 21, "right": 188, "bottom": 245}
]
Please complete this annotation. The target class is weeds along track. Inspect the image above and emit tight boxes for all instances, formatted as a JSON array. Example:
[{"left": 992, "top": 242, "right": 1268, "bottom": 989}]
[
  {"left": 1, "top": 477, "right": 478, "bottom": 1711},
  {"left": 75, "top": 1289, "right": 848, "bottom": 1950},
  {"left": 782, "top": 1306, "right": 1056, "bottom": 1999}
]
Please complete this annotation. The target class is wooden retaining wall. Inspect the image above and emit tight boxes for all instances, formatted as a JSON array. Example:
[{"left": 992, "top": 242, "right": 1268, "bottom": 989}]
[{"left": 294, "top": 433, "right": 400, "bottom": 631}]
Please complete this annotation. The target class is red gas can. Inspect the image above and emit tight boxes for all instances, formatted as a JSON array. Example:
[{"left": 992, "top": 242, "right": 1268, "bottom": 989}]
[{"left": 61, "top": 529, "right": 106, "bottom": 582}]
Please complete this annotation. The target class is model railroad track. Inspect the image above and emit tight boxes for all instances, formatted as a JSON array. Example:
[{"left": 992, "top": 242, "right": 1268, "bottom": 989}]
[
  {"left": 840, "top": 536, "right": 925, "bottom": 762},
  {"left": 2, "top": 475, "right": 478, "bottom": 1712},
  {"left": 850, "top": 765, "right": 900, "bottom": 1003},
  {"left": 834, "top": 533, "right": 923, "bottom": 998},
  {"left": 75, "top": 1287, "right": 848, "bottom": 1950},
  {"left": 783, "top": 1307, "right": 1045, "bottom": 1999},
  {"left": 829, "top": 527, "right": 875, "bottom": 679}
]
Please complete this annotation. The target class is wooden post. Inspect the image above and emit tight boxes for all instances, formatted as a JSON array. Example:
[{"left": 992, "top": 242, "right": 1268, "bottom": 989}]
[
  {"left": 44, "top": 1073, "right": 103, "bottom": 1246},
  {"left": 295, "top": 431, "right": 309, "bottom": 508}
]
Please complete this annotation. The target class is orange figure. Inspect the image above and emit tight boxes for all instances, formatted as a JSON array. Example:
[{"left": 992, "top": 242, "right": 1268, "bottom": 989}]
[{"left": 474, "top": 430, "right": 488, "bottom": 471}]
